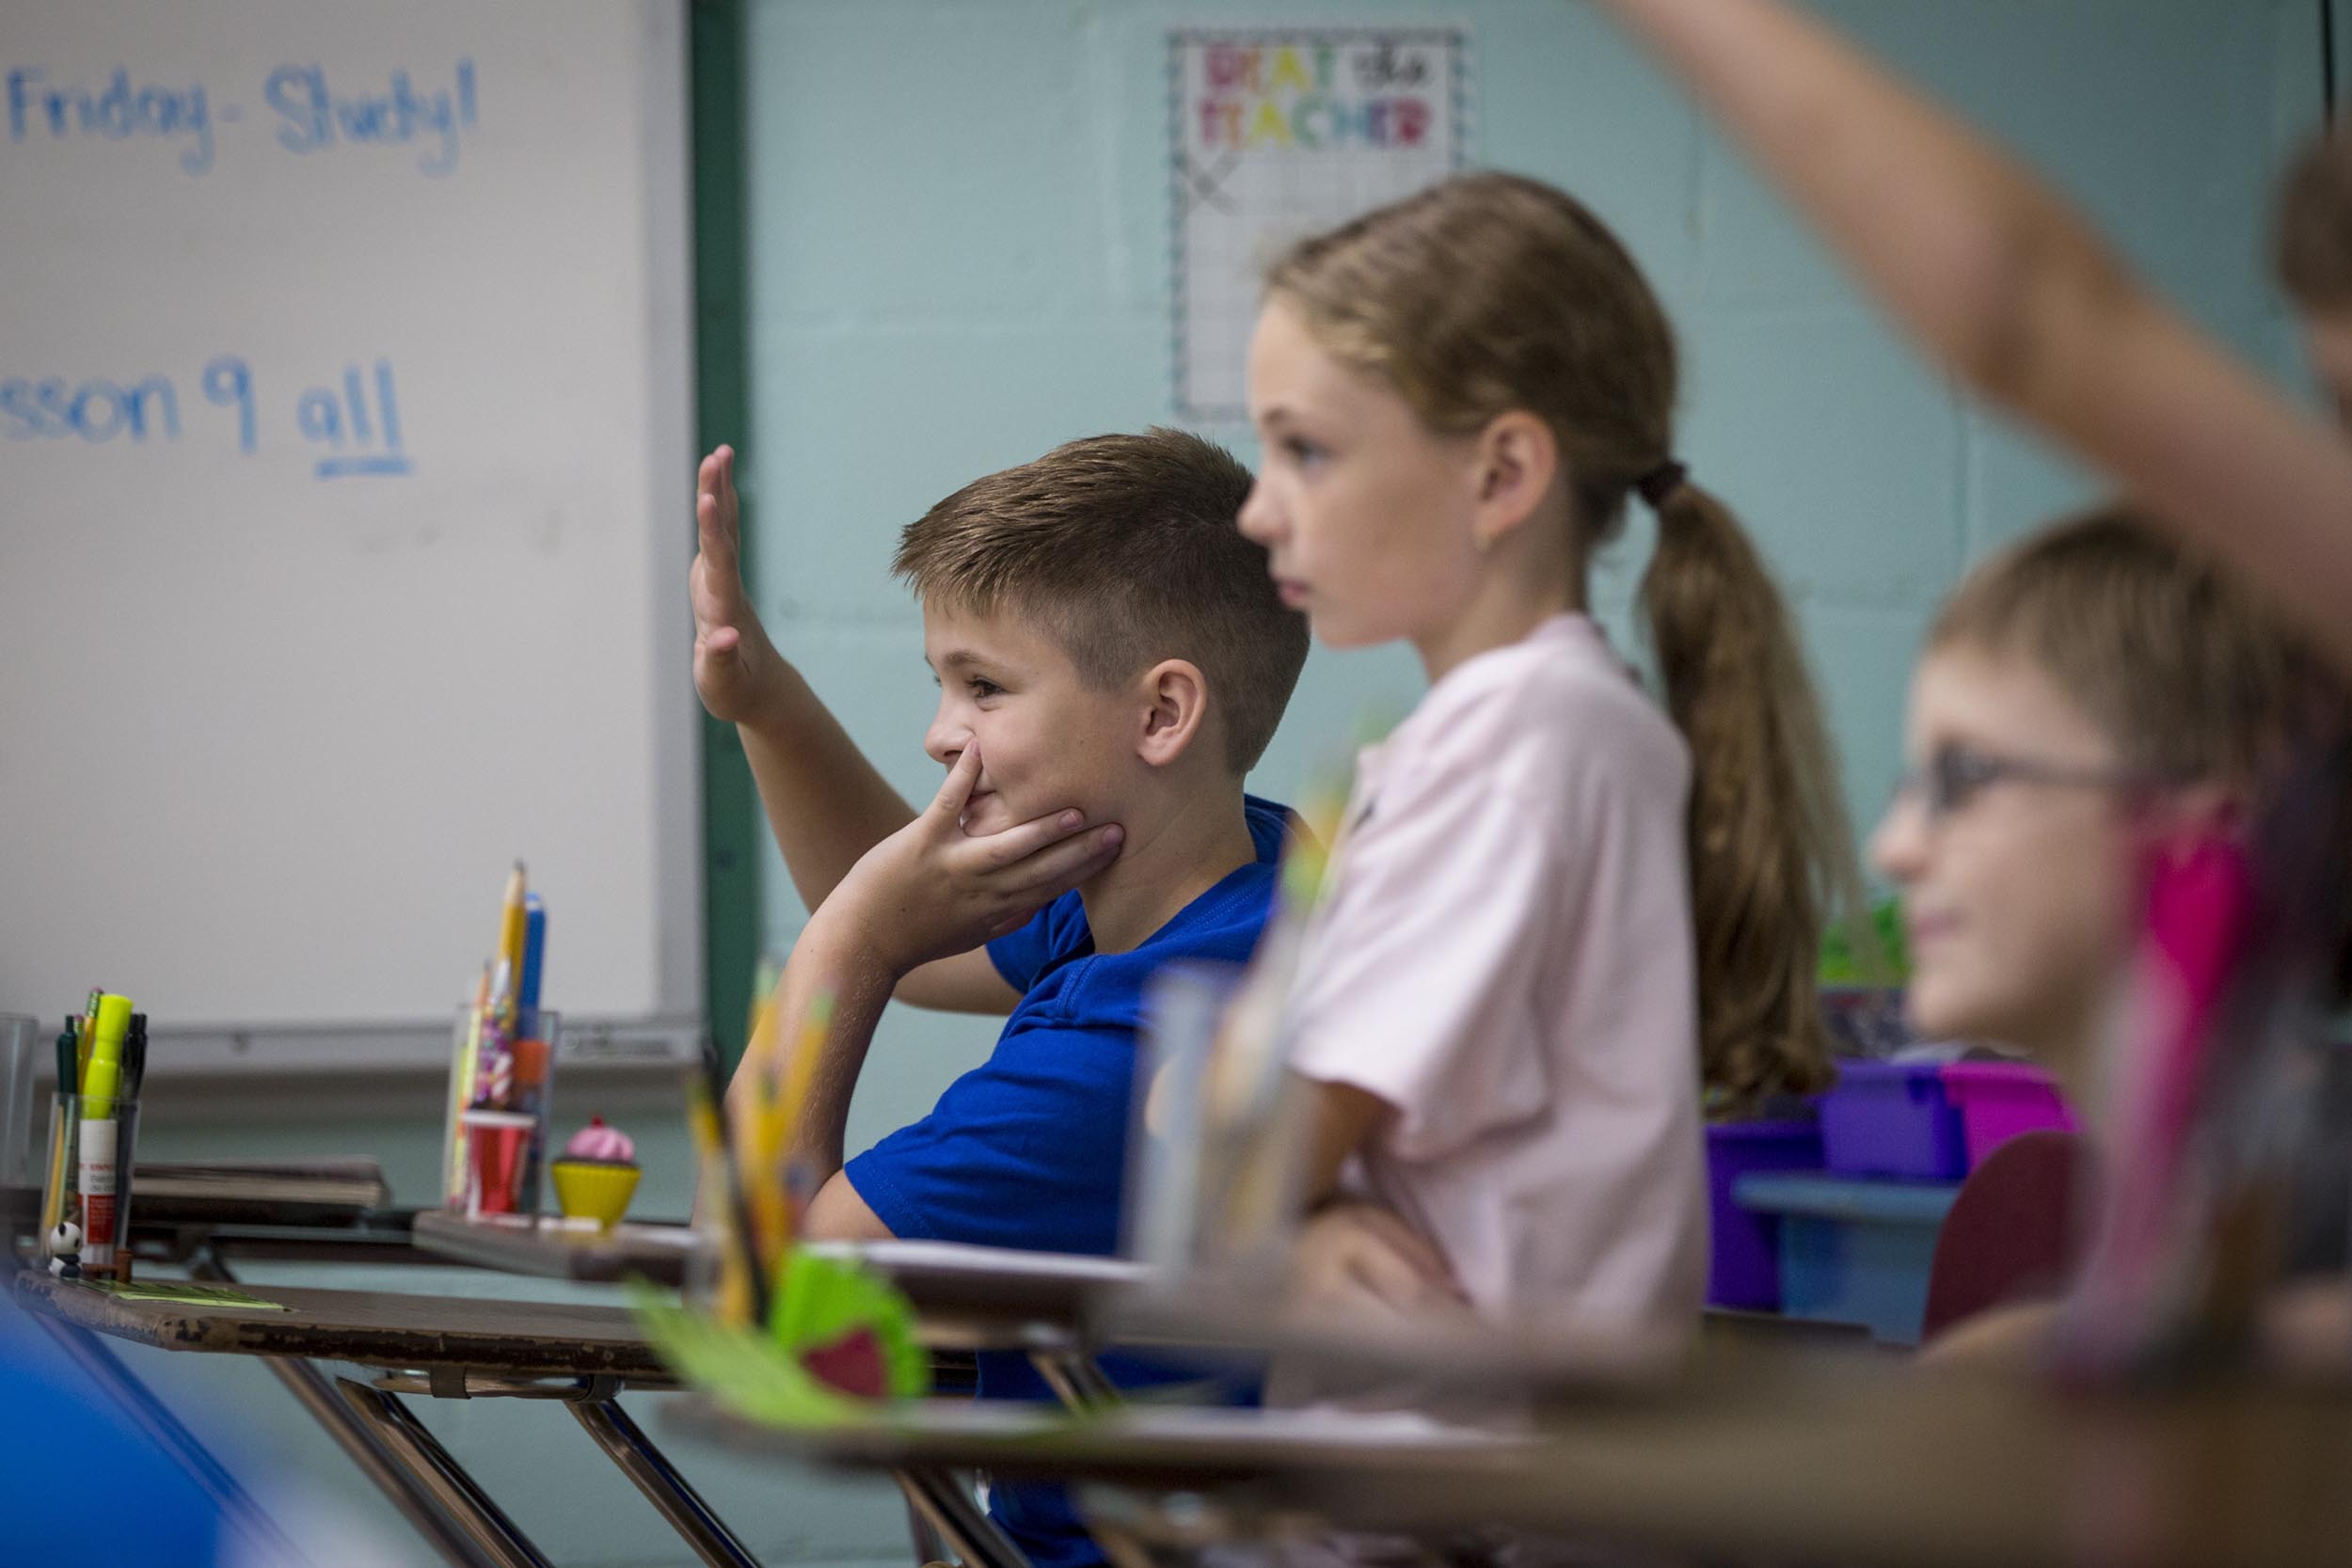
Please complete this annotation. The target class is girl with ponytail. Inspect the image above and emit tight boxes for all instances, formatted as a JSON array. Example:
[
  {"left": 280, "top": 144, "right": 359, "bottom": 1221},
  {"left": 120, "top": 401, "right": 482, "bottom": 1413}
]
[{"left": 1242, "top": 171, "right": 1865, "bottom": 1326}]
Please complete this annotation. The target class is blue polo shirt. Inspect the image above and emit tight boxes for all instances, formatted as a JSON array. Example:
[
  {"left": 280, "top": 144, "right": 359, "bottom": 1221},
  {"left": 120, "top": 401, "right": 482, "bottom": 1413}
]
[{"left": 845, "top": 794, "right": 1290, "bottom": 1568}]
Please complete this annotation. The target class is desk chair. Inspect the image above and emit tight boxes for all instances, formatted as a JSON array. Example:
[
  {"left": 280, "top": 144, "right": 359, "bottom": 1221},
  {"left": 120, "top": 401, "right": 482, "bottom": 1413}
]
[{"left": 1920, "top": 1130, "right": 2084, "bottom": 1345}]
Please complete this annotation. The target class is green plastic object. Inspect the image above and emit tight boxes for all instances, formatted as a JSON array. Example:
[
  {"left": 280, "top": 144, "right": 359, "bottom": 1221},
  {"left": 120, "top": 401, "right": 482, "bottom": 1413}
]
[
  {"left": 1819, "top": 897, "right": 1909, "bottom": 984},
  {"left": 630, "top": 1247, "right": 929, "bottom": 1428}
]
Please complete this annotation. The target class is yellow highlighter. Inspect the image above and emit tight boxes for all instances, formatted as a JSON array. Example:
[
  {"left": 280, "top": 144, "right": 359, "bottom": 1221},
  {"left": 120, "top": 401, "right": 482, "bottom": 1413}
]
[
  {"left": 85, "top": 1001, "right": 133, "bottom": 1109},
  {"left": 77, "top": 995, "right": 134, "bottom": 1278}
]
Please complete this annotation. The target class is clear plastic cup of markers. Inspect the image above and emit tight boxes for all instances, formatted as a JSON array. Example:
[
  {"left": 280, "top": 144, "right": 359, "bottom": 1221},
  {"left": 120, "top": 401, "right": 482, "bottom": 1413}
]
[
  {"left": 443, "top": 1005, "right": 559, "bottom": 1219},
  {"left": 40, "top": 1091, "right": 140, "bottom": 1283}
]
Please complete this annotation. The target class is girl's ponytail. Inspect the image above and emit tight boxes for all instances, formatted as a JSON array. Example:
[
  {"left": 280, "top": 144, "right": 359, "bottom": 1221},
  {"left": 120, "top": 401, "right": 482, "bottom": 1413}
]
[{"left": 1641, "top": 482, "right": 1867, "bottom": 1114}]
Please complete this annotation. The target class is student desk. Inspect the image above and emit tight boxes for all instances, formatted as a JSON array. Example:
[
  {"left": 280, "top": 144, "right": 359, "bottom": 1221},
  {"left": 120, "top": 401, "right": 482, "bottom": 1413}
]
[
  {"left": 411, "top": 1217, "right": 1175, "bottom": 1567},
  {"left": 5, "top": 1180, "right": 419, "bottom": 1270},
  {"left": 673, "top": 1341, "right": 2352, "bottom": 1568},
  {"left": 8, "top": 1265, "right": 755, "bottom": 1568},
  {"left": 8, "top": 1187, "right": 466, "bottom": 1558},
  {"left": 135, "top": 1211, "right": 436, "bottom": 1272},
  {"left": 666, "top": 1294, "right": 1665, "bottom": 1568},
  {"left": 410, "top": 1210, "right": 701, "bottom": 1283},
  {"left": 412, "top": 1214, "right": 1140, "bottom": 1406},
  {"left": 411, "top": 1213, "right": 1141, "bottom": 1312},
  {"left": 667, "top": 1393, "right": 1533, "bottom": 1568}
]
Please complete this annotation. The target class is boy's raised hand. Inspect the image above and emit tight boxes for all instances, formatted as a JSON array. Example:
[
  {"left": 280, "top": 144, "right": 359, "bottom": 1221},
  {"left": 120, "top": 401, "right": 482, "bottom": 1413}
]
[
  {"left": 824, "top": 744, "right": 1125, "bottom": 977},
  {"left": 691, "top": 445, "right": 784, "bottom": 725}
]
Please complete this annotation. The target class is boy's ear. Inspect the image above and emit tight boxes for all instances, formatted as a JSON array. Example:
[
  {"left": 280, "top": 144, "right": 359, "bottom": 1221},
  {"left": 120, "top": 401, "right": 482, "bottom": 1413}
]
[
  {"left": 1136, "top": 658, "right": 1211, "bottom": 769},
  {"left": 1469, "top": 410, "right": 1559, "bottom": 550}
]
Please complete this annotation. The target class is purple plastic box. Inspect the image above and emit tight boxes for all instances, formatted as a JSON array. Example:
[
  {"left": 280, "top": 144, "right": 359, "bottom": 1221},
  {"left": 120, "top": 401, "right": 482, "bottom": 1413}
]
[
  {"left": 1818, "top": 1059, "right": 1967, "bottom": 1180},
  {"left": 1705, "top": 1118, "right": 1824, "bottom": 1309},
  {"left": 1940, "top": 1061, "right": 2077, "bottom": 1170}
]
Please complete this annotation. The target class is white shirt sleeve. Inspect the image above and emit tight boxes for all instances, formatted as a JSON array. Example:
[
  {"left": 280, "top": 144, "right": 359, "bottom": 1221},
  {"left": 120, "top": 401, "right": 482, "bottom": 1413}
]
[{"left": 1286, "top": 736, "right": 1575, "bottom": 1163}]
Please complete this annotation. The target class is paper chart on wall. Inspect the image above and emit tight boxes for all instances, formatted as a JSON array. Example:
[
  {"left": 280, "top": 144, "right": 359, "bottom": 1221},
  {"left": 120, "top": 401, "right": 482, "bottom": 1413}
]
[{"left": 1169, "top": 29, "right": 1469, "bottom": 423}]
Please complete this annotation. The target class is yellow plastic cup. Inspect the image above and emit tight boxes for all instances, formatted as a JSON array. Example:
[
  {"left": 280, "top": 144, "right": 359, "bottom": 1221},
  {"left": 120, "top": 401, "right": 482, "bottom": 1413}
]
[{"left": 550, "top": 1161, "right": 640, "bottom": 1228}]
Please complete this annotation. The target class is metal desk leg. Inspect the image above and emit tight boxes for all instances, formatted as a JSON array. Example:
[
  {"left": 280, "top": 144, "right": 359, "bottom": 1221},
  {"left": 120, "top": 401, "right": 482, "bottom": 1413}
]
[
  {"left": 263, "top": 1352, "right": 520, "bottom": 1568},
  {"left": 896, "top": 1465, "right": 1033, "bottom": 1568},
  {"left": 337, "top": 1378, "right": 556, "bottom": 1568},
  {"left": 903, "top": 1490, "right": 952, "bottom": 1567},
  {"left": 27, "top": 1310, "right": 306, "bottom": 1567},
  {"left": 188, "top": 1255, "right": 504, "bottom": 1568},
  {"left": 568, "top": 1396, "right": 765, "bottom": 1568},
  {"left": 1026, "top": 1345, "right": 1121, "bottom": 1415}
]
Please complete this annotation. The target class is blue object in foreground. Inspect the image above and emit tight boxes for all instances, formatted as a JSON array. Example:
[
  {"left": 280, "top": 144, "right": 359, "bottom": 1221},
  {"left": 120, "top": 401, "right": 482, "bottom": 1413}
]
[{"left": 0, "top": 1310, "right": 228, "bottom": 1565}]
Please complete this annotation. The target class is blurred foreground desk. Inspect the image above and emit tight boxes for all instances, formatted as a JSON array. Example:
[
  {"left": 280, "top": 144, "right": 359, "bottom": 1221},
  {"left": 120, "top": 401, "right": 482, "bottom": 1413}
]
[
  {"left": 412, "top": 1214, "right": 1139, "bottom": 1320},
  {"left": 671, "top": 1339, "right": 2352, "bottom": 1568},
  {"left": 413, "top": 1216, "right": 1178, "bottom": 1568},
  {"left": 414, "top": 1215, "right": 1135, "bottom": 1404}
]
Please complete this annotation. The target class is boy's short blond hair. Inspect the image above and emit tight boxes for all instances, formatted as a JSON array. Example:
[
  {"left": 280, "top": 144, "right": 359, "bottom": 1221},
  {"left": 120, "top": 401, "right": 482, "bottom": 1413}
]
[
  {"left": 894, "top": 428, "right": 1308, "bottom": 775},
  {"left": 1931, "top": 504, "right": 2337, "bottom": 785},
  {"left": 2276, "top": 121, "right": 2352, "bottom": 312}
]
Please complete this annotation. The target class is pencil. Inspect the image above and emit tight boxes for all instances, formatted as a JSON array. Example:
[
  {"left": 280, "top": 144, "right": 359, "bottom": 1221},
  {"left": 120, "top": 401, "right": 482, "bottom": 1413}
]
[
  {"left": 76, "top": 988, "right": 102, "bottom": 1089},
  {"left": 741, "top": 982, "right": 788, "bottom": 1274},
  {"left": 688, "top": 1036, "right": 770, "bottom": 1327},
  {"left": 494, "top": 863, "right": 528, "bottom": 1028},
  {"left": 39, "top": 1022, "right": 76, "bottom": 1242},
  {"left": 748, "top": 953, "right": 782, "bottom": 1047},
  {"left": 445, "top": 965, "right": 491, "bottom": 1203},
  {"left": 770, "top": 992, "right": 834, "bottom": 1236}
]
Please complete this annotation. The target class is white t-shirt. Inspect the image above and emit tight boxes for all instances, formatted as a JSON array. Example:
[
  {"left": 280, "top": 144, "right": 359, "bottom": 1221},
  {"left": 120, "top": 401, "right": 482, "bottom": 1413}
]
[{"left": 1288, "top": 613, "right": 1708, "bottom": 1328}]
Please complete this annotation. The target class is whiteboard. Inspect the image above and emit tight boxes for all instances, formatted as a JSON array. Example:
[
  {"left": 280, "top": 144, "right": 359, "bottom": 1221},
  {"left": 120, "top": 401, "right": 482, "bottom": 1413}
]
[{"left": 0, "top": 1, "right": 703, "bottom": 1073}]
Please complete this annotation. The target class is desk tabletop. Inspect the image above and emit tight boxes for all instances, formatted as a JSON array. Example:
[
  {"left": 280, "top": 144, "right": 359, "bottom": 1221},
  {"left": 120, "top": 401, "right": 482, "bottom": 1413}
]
[
  {"left": 1318, "top": 1359, "right": 2352, "bottom": 1568},
  {"left": 817, "top": 1240, "right": 1144, "bottom": 1324},
  {"left": 133, "top": 1215, "right": 432, "bottom": 1268},
  {"left": 411, "top": 1210, "right": 697, "bottom": 1283},
  {"left": 412, "top": 1217, "right": 1145, "bottom": 1331},
  {"left": 9, "top": 1182, "right": 404, "bottom": 1242},
  {"left": 668, "top": 1397, "right": 1525, "bottom": 1487},
  {"left": 666, "top": 1350, "right": 2352, "bottom": 1568},
  {"left": 12, "top": 1269, "right": 670, "bottom": 1380}
]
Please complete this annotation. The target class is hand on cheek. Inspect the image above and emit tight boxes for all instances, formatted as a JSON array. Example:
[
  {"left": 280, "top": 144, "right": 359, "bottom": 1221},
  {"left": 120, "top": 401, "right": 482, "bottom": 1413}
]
[{"left": 822, "top": 744, "right": 1125, "bottom": 974}]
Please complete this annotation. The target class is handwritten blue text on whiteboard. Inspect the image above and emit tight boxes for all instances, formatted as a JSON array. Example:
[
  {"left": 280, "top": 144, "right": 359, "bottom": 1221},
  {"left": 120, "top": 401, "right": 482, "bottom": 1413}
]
[
  {"left": 6, "top": 60, "right": 477, "bottom": 176},
  {"left": 2, "top": 358, "right": 413, "bottom": 481}
]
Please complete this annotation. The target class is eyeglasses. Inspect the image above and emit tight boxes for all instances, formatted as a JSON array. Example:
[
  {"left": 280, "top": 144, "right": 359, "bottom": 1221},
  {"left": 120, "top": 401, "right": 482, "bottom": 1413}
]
[{"left": 1890, "top": 742, "right": 2153, "bottom": 824}]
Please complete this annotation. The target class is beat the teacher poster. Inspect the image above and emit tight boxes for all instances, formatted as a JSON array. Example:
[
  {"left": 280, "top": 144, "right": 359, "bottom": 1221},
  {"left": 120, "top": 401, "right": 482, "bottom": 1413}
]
[{"left": 1169, "top": 28, "right": 1469, "bottom": 422}]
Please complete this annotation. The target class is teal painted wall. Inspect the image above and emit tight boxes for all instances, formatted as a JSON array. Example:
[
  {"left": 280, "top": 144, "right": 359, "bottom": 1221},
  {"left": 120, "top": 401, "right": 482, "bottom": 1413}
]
[
  {"left": 49, "top": 6, "right": 2328, "bottom": 1566},
  {"left": 737, "top": 0, "right": 2327, "bottom": 1158}
]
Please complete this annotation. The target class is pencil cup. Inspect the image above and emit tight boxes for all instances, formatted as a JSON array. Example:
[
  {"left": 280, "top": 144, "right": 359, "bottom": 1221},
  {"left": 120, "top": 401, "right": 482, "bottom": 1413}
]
[
  {"left": 0, "top": 1020, "right": 37, "bottom": 1250},
  {"left": 40, "top": 1092, "right": 139, "bottom": 1283},
  {"left": 1130, "top": 962, "right": 1307, "bottom": 1294},
  {"left": 443, "top": 1006, "right": 560, "bottom": 1218},
  {"left": 0, "top": 1014, "right": 37, "bottom": 1200}
]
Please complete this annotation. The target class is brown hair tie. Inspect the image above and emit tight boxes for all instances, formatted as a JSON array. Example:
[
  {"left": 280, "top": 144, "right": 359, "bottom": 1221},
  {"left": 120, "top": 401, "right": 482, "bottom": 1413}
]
[{"left": 1636, "top": 459, "right": 1688, "bottom": 510}]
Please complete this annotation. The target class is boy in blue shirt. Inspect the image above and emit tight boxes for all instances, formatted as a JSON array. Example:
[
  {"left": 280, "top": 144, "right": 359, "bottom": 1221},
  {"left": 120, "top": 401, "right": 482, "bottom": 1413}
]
[{"left": 690, "top": 428, "right": 1308, "bottom": 1567}]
